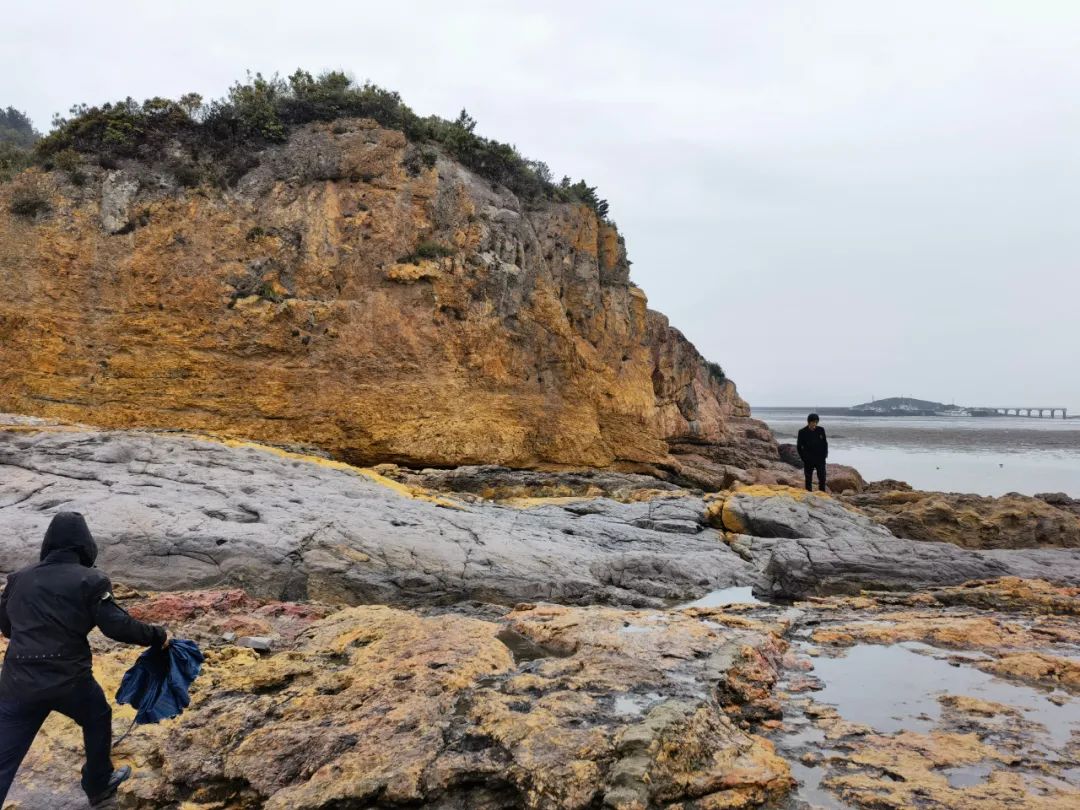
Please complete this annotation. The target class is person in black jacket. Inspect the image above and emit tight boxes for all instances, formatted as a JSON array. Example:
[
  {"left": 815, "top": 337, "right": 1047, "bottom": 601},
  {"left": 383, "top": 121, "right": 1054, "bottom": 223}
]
[
  {"left": 796, "top": 413, "right": 829, "bottom": 492},
  {"left": 0, "top": 512, "right": 169, "bottom": 808}
]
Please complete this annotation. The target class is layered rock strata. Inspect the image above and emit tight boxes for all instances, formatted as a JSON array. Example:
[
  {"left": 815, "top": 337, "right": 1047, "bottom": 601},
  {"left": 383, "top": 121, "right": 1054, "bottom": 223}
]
[
  {"left": 0, "top": 422, "right": 758, "bottom": 607},
  {"left": 0, "top": 121, "right": 778, "bottom": 486}
]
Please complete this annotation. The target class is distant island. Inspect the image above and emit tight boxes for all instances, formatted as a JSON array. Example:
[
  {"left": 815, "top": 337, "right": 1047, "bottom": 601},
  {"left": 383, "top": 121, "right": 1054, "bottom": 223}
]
[
  {"left": 850, "top": 397, "right": 966, "bottom": 416},
  {"left": 803, "top": 397, "right": 1069, "bottom": 419}
]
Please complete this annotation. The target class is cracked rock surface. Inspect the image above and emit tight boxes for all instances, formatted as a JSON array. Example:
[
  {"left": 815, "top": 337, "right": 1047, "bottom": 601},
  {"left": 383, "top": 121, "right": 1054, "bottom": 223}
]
[
  {"left": 707, "top": 486, "right": 1080, "bottom": 599},
  {"left": 0, "top": 424, "right": 756, "bottom": 607}
]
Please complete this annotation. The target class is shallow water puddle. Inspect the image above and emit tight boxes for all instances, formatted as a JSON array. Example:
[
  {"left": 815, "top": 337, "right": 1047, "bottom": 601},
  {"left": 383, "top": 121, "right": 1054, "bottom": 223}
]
[
  {"left": 496, "top": 628, "right": 571, "bottom": 663},
  {"left": 612, "top": 691, "right": 663, "bottom": 716},
  {"left": 808, "top": 642, "right": 1080, "bottom": 746},
  {"left": 943, "top": 761, "right": 995, "bottom": 788},
  {"left": 769, "top": 721, "right": 857, "bottom": 809},
  {"left": 771, "top": 639, "right": 1080, "bottom": 806},
  {"left": 678, "top": 586, "right": 762, "bottom": 608}
]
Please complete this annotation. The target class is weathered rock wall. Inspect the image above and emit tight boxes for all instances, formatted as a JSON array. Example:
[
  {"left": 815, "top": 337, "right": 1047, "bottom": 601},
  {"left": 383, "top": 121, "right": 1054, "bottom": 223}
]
[{"left": 0, "top": 120, "right": 772, "bottom": 482}]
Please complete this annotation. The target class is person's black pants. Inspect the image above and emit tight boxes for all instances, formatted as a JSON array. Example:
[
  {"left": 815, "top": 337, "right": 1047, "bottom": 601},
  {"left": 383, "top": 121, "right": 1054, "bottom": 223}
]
[
  {"left": 0, "top": 677, "right": 114, "bottom": 804},
  {"left": 804, "top": 460, "right": 827, "bottom": 492}
]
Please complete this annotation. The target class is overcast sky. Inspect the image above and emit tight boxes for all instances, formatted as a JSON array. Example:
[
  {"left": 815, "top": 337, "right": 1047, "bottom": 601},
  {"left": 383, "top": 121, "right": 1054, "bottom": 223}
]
[{"left": 5, "top": 1, "right": 1079, "bottom": 410}]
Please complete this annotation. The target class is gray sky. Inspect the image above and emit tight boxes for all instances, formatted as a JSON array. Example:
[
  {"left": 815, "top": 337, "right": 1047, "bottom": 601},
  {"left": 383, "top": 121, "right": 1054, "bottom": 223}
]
[{"left": 5, "top": 1, "right": 1079, "bottom": 410}]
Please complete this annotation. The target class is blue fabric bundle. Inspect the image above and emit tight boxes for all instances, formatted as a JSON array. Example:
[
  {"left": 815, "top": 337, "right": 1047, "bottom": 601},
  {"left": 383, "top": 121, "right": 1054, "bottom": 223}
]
[{"left": 115, "top": 639, "right": 204, "bottom": 724}]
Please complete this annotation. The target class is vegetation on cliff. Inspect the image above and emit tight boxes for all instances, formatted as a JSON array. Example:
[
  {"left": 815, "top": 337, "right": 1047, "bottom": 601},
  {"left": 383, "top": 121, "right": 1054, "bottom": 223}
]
[
  {"left": 23, "top": 69, "right": 611, "bottom": 218},
  {"left": 0, "top": 107, "right": 38, "bottom": 182}
]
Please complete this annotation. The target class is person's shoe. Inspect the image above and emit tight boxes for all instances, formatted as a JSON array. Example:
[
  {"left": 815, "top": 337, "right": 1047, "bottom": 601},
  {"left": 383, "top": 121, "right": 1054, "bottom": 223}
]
[{"left": 88, "top": 765, "right": 131, "bottom": 807}]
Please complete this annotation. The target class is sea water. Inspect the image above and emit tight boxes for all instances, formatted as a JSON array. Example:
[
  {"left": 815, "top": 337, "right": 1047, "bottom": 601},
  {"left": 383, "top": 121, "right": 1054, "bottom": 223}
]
[{"left": 754, "top": 408, "right": 1080, "bottom": 496}]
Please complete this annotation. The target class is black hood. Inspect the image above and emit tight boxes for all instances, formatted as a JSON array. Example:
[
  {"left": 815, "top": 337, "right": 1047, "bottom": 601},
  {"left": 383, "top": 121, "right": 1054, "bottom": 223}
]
[{"left": 40, "top": 512, "right": 98, "bottom": 567}]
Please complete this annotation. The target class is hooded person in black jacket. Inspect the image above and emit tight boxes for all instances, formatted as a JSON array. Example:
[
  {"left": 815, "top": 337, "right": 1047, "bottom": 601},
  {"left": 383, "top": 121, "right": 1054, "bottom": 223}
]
[
  {"left": 796, "top": 413, "right": 829, "bottom": 492},
  {"left": 0, "top": 512, "right": 168, "bottom": 808}
]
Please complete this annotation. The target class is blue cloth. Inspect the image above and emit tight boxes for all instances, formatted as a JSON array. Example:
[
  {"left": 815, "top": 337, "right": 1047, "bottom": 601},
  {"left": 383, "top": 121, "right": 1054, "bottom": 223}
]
[{"left": 115, "top": 640, "right": 203, "bottom": 724}]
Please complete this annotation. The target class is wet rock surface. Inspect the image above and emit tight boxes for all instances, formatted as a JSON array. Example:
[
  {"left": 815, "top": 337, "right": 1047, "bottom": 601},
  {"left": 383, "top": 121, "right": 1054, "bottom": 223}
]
[
  {"left": 5, "top": 579, "right": 1077, "bottom": 809},
  {"left": 768, "top": 579, "right": 1080, "bottom": 809}
]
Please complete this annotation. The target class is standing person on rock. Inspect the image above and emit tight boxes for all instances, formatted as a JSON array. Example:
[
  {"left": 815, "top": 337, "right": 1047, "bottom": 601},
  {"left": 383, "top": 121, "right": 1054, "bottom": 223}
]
[
  {"left": 0, "top": 512, "right": 169, "bottom": 809},
  {"left": 797, "top": 413, "right": 829, "bottom": 492}
]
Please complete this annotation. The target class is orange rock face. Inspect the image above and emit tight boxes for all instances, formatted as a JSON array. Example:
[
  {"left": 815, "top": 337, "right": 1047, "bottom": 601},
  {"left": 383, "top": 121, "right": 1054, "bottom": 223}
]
[{"left": 0, "top": 120, "right": 771, "bottom": 482}]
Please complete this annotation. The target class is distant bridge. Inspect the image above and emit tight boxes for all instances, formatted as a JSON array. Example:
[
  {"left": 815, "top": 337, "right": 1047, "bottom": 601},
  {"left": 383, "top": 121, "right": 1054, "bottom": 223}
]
[{"left": 982, "top": 407, "right": 1068, "bottom": 419}]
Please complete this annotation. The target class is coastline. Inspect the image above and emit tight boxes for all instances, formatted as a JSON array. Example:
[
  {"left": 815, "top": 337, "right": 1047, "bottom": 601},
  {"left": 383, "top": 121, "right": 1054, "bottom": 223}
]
[{"left": 754, "top": 407, "right": 1080, "bottom": 497}]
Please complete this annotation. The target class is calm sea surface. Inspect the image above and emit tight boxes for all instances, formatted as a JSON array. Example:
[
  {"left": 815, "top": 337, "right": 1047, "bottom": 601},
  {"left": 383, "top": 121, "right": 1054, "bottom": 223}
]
[{"left": 754, "top": 408, "right": 1080, "bottom": 497}]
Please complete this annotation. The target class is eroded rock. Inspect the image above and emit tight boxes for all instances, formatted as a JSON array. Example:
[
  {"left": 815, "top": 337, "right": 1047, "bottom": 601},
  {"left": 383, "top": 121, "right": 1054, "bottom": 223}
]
[
  {"left": 844, "top": 488, "right": 1080, "bottom": 549},
  {"left": 0, "top": 122, "right": 778, "bottom": 483},
  {"left": 4, "top": 593, "right": 793, "bottom": 810}
]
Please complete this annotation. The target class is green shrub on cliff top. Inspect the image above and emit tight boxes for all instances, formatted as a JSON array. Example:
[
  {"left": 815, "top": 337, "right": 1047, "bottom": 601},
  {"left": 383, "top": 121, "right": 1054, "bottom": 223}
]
[
  {"left": 0, "top": 107, "right": 39, "bottom": 149},
  {"left": 0, "top": 143, "right": 31, "bottom": 183},
  {"left": 34, "top": 70, "right": 612, "bottom": 220},
  {"left": 0, "top": 107, "right": 40, "bottom": 183},
  {"left": 706, "top": 361, "right": 726, "bottom": 384}
]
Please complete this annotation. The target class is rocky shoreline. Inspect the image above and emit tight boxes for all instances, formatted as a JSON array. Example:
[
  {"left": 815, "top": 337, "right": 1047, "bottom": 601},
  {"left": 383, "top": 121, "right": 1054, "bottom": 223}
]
[{"left": 2, "top": 417, "right": 1079, "bottom": 808}]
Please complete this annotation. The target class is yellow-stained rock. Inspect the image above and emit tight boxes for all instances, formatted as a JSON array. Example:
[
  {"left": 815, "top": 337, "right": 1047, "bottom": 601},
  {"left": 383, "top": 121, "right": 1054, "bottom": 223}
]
[
  {"left": 7, "top": 593, "right": 793, "bottom": 809},
  {"left": 0, "top": 121, "right": 767, "bottom": 484}
]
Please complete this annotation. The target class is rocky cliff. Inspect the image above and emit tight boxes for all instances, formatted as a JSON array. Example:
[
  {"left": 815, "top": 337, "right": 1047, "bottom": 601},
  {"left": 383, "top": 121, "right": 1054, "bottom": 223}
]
[{"left": 0, "top": 119, "right": 773, "bottom": 486}]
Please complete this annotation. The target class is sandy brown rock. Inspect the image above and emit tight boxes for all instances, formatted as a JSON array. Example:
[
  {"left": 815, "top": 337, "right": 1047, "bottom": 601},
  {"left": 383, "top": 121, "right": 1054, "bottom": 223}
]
[
  {"left": 821, "top": 729, "right": 1076, "bottom": 809},
  {"left": 976, "top": 652, "right": 1080, "bottom": 692},
  {"left": 810, "top": 611, "right": 1080, "bottom": 651},
  {"left": 923, "top": 577, "right": 1080, "bottom": 615},
  {"left": 0, "top": 122, "right": 775, "bottom": 483},
  {"left": 6, "top": 592, "right": 793, "bottom": 810},
  {"left": 845, "top": 488, "right": 1080, "bottom": 549}
]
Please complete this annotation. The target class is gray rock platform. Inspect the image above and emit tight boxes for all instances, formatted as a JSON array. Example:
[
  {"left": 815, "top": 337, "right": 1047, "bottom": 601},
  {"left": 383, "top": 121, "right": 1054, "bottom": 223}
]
[
  {"left": 5, "top": 422, "right": 1078, "bottom": 606},
  {"left": 0, "top": 426, "right": 754, "bottom": 607}
]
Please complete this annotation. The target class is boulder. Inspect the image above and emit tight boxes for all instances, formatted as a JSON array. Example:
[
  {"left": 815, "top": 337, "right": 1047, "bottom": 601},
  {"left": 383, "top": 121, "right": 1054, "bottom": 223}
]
[
  {"left": 706, "top": 486, "right": 892, "bottom": 540},
  {"left": 824, "top": 463, "right": 866, "bottom": 494},
  {"left": 777, "top": 443, "right": 801, "bottom": 468}
]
